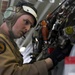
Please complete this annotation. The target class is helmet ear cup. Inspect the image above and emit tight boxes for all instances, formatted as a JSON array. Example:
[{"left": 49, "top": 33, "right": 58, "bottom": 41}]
[{"left": 3, "top": 6, "right": 16, "bottom": 20}]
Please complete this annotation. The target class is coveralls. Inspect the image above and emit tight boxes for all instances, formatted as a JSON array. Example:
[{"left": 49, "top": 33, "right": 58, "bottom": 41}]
[{"left": 0, "top": 28, "right": 48, "bottom": 75}]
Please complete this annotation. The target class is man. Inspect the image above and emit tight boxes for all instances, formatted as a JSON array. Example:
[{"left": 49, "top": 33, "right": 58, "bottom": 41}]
[{"left": 0, "top": 1, "right": 72, "bottom": 75}]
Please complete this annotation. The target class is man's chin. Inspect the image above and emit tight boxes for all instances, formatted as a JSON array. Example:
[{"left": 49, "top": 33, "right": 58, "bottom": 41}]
[
  {"left": 14, "top": 35, "right": 21, "bottom": 39},
  {"left": 14, "top": 35, "right": 26, "bottom": 39}
]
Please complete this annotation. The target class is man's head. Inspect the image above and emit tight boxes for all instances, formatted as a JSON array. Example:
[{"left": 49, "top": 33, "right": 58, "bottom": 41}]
[{"left": 3, "top": 1, "right": 37, "bottom": 38}]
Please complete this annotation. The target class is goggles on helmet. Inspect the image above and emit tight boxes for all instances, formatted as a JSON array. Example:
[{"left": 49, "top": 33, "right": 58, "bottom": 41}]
[{"left": 22, "top": 5, "right": 37, "bottom": 21}]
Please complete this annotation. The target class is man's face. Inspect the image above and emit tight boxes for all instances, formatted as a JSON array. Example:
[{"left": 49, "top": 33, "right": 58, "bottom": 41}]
[{"left": 12, "top": 14, "right": 34, "bottom": 38}]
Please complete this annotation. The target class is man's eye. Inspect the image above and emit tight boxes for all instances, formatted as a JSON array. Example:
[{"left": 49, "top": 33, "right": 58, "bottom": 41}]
[
  {"left": 23, "top": 19, "right": 33, "bottom": 27},
  {"left": 24, "top": 20, "right": 29, "bottom": 25}
]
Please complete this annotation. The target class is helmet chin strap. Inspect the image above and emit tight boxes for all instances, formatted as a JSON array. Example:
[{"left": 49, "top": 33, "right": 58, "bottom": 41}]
[
  {"left": 6, "top": 21, "right": 16, "bottom": 39},
  {"left": 9, "top": 30, "right": 16, "bottom": 39}
]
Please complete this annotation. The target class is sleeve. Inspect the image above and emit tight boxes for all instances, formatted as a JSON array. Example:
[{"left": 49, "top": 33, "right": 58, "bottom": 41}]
[
  {"left": 0, "top": 39, "right": 48, "bottom": 75},
  {"left": 14, "top": 60, "right": 48, "bottom": 75}
]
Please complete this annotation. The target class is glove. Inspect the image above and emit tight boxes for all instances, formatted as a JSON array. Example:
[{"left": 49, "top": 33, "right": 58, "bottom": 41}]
[{"left": 48, "top": 39, "right": 73, "bottom": 67}]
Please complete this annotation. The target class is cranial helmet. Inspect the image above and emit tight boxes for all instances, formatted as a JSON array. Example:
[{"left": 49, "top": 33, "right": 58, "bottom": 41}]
[{"left": 3, "top": 1, "right": 37, "bottom": 27}]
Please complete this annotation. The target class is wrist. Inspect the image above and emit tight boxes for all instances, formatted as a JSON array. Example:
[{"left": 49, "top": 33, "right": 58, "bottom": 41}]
[{"left": 45, "top": 58, "right": 53, "bottom": 69}]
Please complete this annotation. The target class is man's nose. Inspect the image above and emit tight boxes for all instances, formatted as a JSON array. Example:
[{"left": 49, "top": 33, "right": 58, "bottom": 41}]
[{"left": 26, "top": 25, "right": 31, "bottom": 31}]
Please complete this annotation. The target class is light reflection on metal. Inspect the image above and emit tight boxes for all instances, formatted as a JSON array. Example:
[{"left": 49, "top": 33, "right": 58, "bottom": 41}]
[
  {"left": 38, "top": 0, "right": 55, "bottom": 3},
  {"left": 49, "top": 0, "right": 55, "bottom": 3},
  {"left": 38, "top": 0, "right": 44, "bottom": 2}
]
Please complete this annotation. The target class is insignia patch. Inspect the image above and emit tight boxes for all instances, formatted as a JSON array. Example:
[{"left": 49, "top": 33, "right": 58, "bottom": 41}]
[{"left": 0, "top": 41, "right": 6, "bottom": 54}]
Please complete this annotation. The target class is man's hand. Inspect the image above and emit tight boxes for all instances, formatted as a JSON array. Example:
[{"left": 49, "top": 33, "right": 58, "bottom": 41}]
[{"left": 48, "top": 38, "right": 73, "bottom": 67}]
